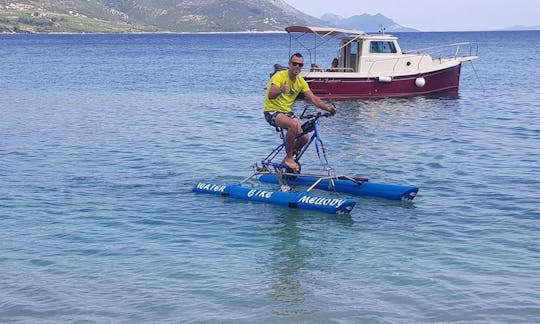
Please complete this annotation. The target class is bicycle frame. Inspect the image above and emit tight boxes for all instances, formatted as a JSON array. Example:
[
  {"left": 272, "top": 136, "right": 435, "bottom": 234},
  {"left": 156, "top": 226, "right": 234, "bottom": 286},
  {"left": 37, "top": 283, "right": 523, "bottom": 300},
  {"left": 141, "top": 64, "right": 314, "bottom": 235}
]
[{"left": 261, "top": 109, "right": 331, "bottom": 172}]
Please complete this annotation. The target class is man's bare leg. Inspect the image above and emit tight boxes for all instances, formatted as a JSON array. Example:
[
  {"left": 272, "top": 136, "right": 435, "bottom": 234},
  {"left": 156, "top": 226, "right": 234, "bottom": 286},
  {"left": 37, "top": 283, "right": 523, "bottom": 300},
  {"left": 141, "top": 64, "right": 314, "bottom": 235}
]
[{"left": 275, "top": 114, "right": 303, "bottom": 172}]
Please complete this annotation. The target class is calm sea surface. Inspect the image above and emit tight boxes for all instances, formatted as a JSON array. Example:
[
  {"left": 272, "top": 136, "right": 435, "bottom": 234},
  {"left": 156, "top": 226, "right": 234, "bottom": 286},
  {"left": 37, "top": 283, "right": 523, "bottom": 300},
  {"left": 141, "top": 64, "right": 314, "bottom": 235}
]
[{"left": 1, "top": 31, "right": 539, "bottom": 323}]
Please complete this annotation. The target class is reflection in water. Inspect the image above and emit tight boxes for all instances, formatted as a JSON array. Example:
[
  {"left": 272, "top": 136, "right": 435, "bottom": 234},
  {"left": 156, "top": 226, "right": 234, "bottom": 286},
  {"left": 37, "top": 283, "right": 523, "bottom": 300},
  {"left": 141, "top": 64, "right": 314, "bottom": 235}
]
[
  {"left": 266, "top": 211, "right": 354, "bottom": 317},
  {"left": 269, "top": 214, "right": 309, "bottom": 307}
]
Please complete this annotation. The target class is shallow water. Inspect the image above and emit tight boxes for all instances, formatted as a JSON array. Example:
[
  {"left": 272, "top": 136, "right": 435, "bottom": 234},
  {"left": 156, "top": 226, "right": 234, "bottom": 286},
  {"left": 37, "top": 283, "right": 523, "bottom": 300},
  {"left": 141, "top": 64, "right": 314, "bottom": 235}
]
[{"left": 1, "top": 31, "right": 539, "bottom": 323}]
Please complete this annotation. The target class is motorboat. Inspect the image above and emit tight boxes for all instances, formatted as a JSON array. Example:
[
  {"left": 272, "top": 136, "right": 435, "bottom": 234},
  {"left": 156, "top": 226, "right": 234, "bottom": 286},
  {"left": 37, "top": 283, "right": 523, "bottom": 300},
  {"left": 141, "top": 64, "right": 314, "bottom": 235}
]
[{"left": 279, "top": 25, "right": 478, "bottom": 100}]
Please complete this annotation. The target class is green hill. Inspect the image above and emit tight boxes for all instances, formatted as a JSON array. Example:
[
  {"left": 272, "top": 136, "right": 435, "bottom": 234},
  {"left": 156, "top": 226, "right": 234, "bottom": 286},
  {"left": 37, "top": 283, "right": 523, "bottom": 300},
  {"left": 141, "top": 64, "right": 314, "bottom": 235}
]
[
  {"left": 0, "top": 0, "right": 313, "bottom": 33},
  {"left": 0, "top": 1, "right": 417, "bottom": 34}
]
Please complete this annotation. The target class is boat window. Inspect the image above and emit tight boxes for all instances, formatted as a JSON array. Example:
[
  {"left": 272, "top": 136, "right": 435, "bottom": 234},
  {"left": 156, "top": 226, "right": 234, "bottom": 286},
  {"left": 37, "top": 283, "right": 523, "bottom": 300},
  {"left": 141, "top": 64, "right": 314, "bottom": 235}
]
[
  {"left": 350, "top": 42, "right": 358, "bottom": 54},
  {"left": 369, "top": 41, "right": 397, "bottom": 54},
  {"left": 340, "top": 40, "right": 360, "bottom": 72}
]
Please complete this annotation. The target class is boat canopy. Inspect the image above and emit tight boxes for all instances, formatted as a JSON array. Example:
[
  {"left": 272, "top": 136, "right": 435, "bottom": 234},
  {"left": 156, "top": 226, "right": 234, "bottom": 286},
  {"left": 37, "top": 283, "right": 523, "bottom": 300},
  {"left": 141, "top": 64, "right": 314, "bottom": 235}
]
[
  {"left": 285, "top": 25, "right": 365, "bottom": 37},
  {"left": 284, "top": 25, "right": 369, "bottom": 68}
]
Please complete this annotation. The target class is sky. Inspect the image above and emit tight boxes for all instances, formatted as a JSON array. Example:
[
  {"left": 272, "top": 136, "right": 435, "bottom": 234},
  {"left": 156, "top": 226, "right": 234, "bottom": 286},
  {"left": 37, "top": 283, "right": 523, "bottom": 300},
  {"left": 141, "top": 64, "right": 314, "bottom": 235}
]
[{"left": 285, "top": 0, "right": 540, "bottom": 31}]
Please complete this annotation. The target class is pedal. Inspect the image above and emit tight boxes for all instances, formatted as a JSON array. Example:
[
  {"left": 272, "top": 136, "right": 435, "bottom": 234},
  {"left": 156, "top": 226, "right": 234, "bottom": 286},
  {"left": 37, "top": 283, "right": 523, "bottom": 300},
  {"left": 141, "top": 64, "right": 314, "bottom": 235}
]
[{"left": 270, "top": 162, "right": 290, "bottom": 172}]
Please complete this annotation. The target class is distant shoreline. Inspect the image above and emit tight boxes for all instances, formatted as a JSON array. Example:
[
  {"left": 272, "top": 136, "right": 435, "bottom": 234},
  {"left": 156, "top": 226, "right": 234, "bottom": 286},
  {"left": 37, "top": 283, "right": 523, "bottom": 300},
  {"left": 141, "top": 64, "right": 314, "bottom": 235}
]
[
  {"left": 1, "top": 28, "right": 539, "bottom": 36},
  {"left": 0, "top": 30, "right": 288, "bottom": 35}
]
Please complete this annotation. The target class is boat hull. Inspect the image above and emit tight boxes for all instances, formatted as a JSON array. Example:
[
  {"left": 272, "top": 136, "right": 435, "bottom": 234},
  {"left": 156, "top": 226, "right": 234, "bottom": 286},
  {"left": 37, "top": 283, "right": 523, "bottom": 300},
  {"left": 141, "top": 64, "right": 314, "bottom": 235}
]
[
  {"left": 193, "top": 182, "right": 356, "bottom": 214},
  {"left": 305, "top": 64, "right": 462, "bottom": 100},
  {"left": 258, "top": 174, "right": 418, "bottom": 201}
]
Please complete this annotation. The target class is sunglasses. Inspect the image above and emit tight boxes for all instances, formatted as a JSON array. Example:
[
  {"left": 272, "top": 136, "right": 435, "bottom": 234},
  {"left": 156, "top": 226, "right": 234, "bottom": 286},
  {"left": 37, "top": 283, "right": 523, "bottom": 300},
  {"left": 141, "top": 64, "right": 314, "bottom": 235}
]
[{"left": 290, "top": 61, "right": 304, "bottom": 67}]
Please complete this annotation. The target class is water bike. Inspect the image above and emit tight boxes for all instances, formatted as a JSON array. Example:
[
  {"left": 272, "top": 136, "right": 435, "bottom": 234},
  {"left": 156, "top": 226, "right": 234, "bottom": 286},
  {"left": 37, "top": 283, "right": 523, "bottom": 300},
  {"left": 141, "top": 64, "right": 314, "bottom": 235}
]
[{"left": 193, "top": 106, "right": 418, "bottom": 214}]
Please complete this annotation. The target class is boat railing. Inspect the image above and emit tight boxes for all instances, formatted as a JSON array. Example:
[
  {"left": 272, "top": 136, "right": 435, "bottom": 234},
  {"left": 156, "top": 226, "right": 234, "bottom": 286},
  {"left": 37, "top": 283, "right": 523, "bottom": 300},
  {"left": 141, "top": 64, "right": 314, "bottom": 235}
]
[
  {"left": 408, "top": 42, "right": 479, "bottom": 59},
  {"left": 366, "top": 42, "right": 478, "bottom": 78}
]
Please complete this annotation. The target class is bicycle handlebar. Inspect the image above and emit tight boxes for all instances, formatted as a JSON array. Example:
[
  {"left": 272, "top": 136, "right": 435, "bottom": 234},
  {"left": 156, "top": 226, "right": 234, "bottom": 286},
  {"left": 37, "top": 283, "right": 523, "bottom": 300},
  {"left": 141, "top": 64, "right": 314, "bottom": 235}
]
[
  {"left": 300, "top": 112, "right": 331, "bottom": 120},
  {"left": 300, "top": 111, "right": 331, "bottom": 134}
]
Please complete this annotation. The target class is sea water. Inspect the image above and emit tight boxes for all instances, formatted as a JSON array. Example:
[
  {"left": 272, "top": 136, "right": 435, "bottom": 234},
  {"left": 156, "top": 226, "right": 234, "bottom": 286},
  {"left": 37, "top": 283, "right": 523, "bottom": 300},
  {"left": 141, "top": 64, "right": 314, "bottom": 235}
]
[{"left": 1, "top": 31, "right": 539, "bottom": 323}]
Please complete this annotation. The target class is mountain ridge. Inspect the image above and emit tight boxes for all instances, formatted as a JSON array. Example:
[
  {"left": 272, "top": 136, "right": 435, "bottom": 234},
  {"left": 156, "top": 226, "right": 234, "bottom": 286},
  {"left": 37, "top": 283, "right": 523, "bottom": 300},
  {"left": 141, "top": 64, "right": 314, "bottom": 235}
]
[
  {"left": 0, "top": 0, "right": 411, "bottom": 33},
  {"left": 320, "top": 12, "right": 417, "bottom": 32}
]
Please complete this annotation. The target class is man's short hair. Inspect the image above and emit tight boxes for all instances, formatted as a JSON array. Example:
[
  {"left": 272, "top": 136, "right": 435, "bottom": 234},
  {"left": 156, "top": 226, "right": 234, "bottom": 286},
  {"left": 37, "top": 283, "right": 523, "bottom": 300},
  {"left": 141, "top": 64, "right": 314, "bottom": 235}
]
[{"left": 290, "top": 53, "right": 303, "bottom": 61}]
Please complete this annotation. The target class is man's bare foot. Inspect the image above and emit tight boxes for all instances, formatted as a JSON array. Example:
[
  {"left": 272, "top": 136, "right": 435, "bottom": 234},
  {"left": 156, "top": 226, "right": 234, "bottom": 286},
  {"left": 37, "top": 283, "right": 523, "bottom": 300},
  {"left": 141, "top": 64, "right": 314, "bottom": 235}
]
[{"left": 282, "top": 157, "right": 300, "bottom": 173}]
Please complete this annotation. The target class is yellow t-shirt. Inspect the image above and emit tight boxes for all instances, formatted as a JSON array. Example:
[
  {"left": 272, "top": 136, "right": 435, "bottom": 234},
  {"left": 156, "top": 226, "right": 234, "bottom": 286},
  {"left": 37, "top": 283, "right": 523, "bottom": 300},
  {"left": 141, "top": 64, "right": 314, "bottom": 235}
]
[{"left": 264, "top": 70, "right": 310, "bottom": 113}]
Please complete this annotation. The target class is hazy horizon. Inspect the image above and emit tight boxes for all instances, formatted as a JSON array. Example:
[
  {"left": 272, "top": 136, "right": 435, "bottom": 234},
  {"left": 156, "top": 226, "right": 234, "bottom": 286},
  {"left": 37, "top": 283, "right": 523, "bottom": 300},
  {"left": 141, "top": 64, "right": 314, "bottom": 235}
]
[{"left": 285, "top": 0, "right": 539, "bottom": 31}]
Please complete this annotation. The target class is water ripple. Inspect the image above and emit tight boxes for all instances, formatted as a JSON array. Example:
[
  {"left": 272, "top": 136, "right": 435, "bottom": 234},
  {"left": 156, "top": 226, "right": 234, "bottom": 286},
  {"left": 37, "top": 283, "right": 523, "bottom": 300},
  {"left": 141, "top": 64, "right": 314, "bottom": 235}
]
[{"left": 1, "top": 32, "right": 540, "bottom": 323}]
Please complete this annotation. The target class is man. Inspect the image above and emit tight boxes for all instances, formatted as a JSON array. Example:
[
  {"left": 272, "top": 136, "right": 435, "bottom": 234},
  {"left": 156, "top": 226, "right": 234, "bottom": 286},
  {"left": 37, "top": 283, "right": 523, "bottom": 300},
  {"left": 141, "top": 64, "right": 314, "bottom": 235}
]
[{"left": 264, "top": 53, "right": 337, "bottom": 172}]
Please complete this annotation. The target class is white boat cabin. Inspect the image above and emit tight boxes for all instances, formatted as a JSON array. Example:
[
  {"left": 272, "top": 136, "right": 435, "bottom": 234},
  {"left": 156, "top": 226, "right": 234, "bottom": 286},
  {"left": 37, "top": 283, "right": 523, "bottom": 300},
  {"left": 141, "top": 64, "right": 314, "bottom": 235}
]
[
  {"left": 317, "top": 33, "right": 445, "bottom": 78},
  {"left": 285, "top": 26, "right": 477, "bottom": 79}
]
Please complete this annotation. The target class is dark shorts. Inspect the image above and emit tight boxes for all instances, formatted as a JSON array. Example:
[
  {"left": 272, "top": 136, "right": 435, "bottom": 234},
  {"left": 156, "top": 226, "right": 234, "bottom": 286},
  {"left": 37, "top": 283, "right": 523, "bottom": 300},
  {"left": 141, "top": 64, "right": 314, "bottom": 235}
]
[{"left": 264, "top": 111, "right": 296, "bottom": 127}]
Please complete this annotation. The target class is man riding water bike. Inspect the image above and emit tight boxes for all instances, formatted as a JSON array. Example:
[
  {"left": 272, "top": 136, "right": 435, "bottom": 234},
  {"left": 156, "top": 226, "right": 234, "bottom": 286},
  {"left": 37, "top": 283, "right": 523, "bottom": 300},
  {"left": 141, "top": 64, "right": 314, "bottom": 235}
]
[{"left": 263, "top": 53, "right": 337, "bottom": 172}]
